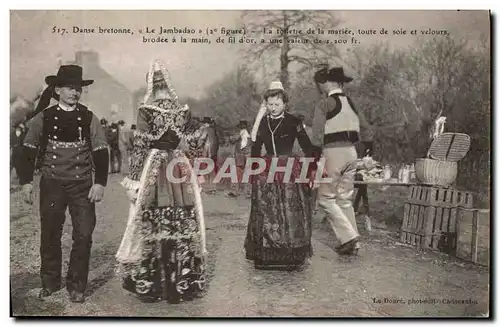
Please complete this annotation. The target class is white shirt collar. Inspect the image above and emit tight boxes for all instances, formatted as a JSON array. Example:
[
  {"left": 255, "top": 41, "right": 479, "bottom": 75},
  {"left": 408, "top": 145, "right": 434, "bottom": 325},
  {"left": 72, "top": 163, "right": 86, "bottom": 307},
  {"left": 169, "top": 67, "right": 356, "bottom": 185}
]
[
  {"left": 268, "top": 112, "right": 285, "bottom": 120},
  {"left": 328, "top": 88, "right": 343, "bottom": 97},
  {"left": 58, "top": 102, "right": 77, "bottom": 112}
]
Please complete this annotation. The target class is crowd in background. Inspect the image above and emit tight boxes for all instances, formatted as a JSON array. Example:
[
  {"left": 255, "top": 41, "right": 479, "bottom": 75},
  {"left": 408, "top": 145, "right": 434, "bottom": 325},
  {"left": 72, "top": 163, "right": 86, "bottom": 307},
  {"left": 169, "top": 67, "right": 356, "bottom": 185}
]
[
  {"left": 98, "top": 119, "right": 136, "bottom": 174},
  {"left": 10, "top": 114, "right": 222, "bottom": 179}
]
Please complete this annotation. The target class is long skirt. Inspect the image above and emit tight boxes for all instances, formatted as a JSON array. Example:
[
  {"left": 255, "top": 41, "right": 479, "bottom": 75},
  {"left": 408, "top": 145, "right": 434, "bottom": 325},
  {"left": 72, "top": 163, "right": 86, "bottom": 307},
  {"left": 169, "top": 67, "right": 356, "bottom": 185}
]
[
  {"left": 116, "top": 149, "right": 206, "bottom": 303},
  {"left": 244, "top": 155, "right": 314, "bottom": 270}
]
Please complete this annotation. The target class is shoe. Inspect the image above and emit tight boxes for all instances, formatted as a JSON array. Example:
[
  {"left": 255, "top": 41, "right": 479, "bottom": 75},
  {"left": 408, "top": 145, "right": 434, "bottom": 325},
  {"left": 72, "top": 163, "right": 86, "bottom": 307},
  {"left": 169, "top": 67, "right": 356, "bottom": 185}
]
[
  {"left": 38, "top": 285, "right": 61, "bottom": 299},
  {"left": 69, "top": 290, "right": 85, "bottom": 303},
  {"left": 38, "top": 288, "right": 53, "bottom": 299},
  {"left": 336, "top": 237, "right": 360, "bottom": 255}
]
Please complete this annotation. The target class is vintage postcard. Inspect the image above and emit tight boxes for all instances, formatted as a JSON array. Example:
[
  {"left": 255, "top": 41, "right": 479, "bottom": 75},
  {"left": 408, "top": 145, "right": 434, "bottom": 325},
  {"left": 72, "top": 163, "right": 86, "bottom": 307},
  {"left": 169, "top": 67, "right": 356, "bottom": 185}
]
[{"left": 9, "top": 9, "right": 491, "bottom": 317}]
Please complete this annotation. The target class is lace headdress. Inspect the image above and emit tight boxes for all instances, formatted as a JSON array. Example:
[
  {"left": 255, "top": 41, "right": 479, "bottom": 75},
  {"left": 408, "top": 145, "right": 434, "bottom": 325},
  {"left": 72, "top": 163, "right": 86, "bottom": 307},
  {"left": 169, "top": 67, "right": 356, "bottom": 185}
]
[{"left": 142, "top": 59, "right": 182, "bottom": 107}]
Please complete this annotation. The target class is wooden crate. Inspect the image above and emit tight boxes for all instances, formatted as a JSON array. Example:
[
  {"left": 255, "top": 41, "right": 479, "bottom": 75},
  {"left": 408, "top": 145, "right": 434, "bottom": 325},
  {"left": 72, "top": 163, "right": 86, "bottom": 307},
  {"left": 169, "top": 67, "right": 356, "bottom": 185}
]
[
  {"left": 456, "top": 208, "right": 490, "bottom": 266},
  {"left": 399, "top": 185, "right": 474, "bottom": 251}
]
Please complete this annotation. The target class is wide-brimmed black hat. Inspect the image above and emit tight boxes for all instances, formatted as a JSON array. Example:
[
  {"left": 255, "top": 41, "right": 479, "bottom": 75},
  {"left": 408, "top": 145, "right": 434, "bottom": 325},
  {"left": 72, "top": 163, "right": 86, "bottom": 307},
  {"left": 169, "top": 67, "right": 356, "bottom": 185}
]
[
  {"left": 314, "top": 66, "right": 353, "bottom": 84},
  {"left": 45, "top": 65, "right": 94, "bottom": 87}
]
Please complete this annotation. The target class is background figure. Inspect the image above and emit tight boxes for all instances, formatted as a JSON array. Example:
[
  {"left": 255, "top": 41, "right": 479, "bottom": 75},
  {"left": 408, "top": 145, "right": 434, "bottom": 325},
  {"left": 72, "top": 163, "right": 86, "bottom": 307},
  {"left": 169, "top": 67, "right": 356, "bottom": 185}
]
[
  {"left": 229, "top": 120, "right": 252, "bottom": 196},
  {"left": 11, "top": 123, "right": 27, "bottom": 180},
  {"left": 298, "top": 114, "right": 306, "bottom": 129},
  {"left": 101, "top": 118, "right": 110, "bottom": 172},
  {"left": 100, "top": 118, "right": 108, "bottom": 129},
  {"left": 106, "top": 122, "right": 120, "bottom": 173},
  {"left": 202, "top": 117, "right": 219, "bottom": 193},
  {"left": 118, "top": 120, "right": 132, "bottom": 174},
  {"left": 354, "top": 141, "right": 374, "bottom": 215},
  {"left": 129, "top": 125, "right": 136, "bottom": 151}
]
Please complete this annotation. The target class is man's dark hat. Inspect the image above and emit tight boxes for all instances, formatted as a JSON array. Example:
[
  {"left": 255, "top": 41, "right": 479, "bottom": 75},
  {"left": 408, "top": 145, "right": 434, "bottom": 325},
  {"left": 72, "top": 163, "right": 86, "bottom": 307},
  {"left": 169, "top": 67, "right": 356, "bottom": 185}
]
[
  {"left": 238, "top": 120, "right": 248, "bottom": 128},
  {"left": 100, "top": 118, "right": 108, "bottom": 125},
  {"left": 118, "top": 120, "right": 125, "bottom": 125},
  {"left": 314, "top": 66, "right": 353, "bottom": 84},
  {"left": 45, "top": 65, "right": 94, "bottom": 87},
  {"left": 203, "top": 117, "right": 212, "bottom": 123}
]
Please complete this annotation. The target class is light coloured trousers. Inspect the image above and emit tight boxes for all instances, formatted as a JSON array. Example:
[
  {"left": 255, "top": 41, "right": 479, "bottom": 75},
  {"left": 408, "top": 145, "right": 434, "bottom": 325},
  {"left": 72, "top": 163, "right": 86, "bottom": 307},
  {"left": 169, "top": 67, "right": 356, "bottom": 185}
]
[{"left": 317, "top": 146, "right": 360, "bottom": 245}]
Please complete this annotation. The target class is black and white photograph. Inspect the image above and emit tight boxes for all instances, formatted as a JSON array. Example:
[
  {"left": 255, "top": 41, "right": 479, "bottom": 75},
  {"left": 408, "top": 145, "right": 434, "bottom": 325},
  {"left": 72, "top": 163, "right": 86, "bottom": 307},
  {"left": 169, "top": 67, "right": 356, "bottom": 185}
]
[{"left": 8, "top": 9, "right": 491, "bottom": 317}]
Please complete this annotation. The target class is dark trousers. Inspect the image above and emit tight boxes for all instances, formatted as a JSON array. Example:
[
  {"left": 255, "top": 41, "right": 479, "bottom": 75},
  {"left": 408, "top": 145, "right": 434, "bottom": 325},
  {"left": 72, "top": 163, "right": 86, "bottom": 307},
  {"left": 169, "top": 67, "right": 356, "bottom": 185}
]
[
  {"left": 10, "top": 146, "right": 24, "bottom": 178},
  {"left": 353, "top": 184, "right": 369, "bottom": 214},
  {"left": 353, "top": 172, "right": 369, "bottom": 214},
  {"left": 109, "top": 147, "right": 121, "bottom": 173},
  {"left": 116, "top": 149, "right": 122, "bottom": 172},
  {"left": 39, "top": 177, "right": 96, "bottom": 293}
]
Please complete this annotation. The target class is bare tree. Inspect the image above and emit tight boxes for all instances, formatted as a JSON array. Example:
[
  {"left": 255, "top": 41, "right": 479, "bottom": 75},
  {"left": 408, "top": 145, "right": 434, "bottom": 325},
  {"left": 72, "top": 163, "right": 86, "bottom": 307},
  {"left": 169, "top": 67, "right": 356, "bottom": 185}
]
[
  {"left": 204, "top": 65, "right": 261, "bottom": 129},
  {"left": 241, "top": 10, "right": 342, "bottom": 90}
]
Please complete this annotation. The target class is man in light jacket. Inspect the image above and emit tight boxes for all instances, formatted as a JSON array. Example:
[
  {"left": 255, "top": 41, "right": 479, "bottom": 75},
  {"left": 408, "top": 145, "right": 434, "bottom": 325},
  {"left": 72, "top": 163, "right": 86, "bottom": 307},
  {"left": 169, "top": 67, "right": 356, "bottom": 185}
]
[{"left": 311, "top": 65, "right": 361, "bottom": 256}]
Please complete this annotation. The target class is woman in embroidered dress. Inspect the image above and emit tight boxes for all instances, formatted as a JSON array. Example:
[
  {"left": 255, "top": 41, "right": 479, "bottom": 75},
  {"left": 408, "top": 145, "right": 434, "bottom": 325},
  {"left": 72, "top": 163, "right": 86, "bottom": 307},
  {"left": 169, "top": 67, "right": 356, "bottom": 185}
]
[
  {"left": 244, "top": 81, "right": 320, "bottom": 271},
  {"left": 116, "top": 60, "right": 213, "bottom": 303}
]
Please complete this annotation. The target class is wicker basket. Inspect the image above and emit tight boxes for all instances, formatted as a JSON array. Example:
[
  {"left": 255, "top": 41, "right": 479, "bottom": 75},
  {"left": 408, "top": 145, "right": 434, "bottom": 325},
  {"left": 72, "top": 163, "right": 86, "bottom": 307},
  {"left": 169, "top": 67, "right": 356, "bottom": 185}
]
[
  {"left": 415, "top": 158, "right": 458, "bottom": 187},
  {"left": 414, "top": 133, "right": 470, "bottom": 187}
]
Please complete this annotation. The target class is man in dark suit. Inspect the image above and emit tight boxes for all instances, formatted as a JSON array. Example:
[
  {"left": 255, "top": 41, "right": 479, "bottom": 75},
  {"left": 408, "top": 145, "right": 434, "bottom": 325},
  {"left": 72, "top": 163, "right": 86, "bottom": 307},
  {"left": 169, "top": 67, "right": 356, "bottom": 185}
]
[{"left": 19, "top": 65, "right": 109, "bottom": 303}]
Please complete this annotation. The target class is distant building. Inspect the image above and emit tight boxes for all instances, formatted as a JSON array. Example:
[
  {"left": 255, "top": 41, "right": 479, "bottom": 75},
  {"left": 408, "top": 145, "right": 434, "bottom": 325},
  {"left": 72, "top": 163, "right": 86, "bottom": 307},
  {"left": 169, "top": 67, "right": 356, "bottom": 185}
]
[
  {"left": 67, "top": 51, "right": 134, "bottom": 124},
  {"left": 132, "top": 87, "right": 147, "bottom": 123}
]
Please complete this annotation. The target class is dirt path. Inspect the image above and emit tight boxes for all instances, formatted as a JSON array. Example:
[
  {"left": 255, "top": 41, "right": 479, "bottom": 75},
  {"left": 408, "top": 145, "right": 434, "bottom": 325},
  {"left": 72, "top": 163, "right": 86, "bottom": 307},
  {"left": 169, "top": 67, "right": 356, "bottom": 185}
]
[{"left": 10, "top": 175, "right": 489, "bottom": 317}]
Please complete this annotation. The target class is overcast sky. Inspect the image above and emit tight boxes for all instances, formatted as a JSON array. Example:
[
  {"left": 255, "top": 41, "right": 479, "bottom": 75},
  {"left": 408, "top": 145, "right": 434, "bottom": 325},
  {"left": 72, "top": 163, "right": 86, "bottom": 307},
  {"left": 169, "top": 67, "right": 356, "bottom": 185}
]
[{"left": 10, "top": 10, "right": 489, "bottom": 99}]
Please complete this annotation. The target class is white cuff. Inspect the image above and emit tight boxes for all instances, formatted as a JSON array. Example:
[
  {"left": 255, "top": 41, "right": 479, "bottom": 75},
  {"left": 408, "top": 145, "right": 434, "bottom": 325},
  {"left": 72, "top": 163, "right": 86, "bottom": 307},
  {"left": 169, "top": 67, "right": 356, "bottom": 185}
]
[{"left": 120, "top": 176, "right": 140, "bottom": 191}]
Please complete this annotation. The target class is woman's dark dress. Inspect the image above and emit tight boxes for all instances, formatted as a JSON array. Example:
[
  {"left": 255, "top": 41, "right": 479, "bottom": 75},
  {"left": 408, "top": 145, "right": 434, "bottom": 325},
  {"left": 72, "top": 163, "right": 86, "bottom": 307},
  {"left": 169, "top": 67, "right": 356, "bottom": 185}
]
[{"left": 244, "top": 112, "right": 317, "bottom": 270}]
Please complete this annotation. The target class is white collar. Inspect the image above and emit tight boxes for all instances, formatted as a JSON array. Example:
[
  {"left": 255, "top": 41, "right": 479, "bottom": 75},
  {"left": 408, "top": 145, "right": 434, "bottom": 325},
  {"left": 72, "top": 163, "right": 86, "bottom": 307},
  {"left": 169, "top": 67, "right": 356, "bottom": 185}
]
[
  {"left": 268, "top": 112, "right": 285, "bottom": 120},
  {"left": 58, "top": 102, "right": 77, "bottom": 112},
  {"left": 328, "top": 88, "right": 344, "bottom": 97}
]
